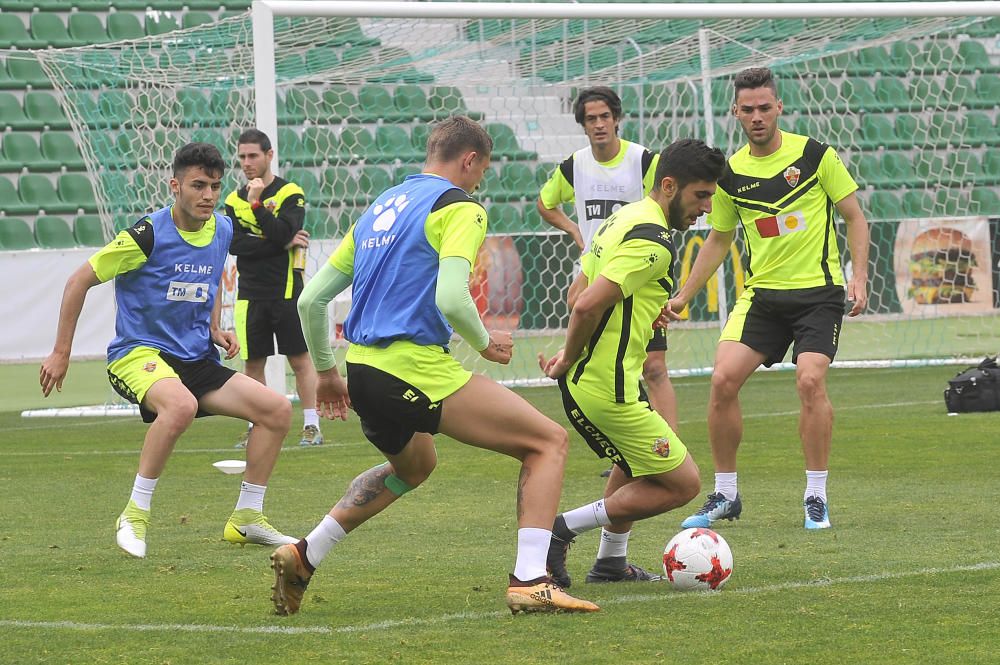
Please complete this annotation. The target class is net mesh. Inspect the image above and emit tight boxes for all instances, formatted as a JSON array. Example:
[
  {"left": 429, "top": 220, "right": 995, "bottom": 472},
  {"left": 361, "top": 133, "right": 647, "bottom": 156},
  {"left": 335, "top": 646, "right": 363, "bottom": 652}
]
[{"left": 35, "top": 9, "right": 1000, "bottom": 388}]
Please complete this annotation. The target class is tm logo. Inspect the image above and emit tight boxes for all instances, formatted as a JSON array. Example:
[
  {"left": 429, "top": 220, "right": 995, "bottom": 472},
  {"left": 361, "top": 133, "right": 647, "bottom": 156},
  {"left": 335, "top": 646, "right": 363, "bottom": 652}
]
[{"left": 166, "top": 281, "right": 209, "bottom": 303}]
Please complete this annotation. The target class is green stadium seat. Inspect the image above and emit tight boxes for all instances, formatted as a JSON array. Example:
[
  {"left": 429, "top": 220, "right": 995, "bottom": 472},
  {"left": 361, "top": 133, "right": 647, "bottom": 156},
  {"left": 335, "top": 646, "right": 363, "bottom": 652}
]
[
  {"left": 303, "top": 206, "right": 333, "bottom": 239},
  {"left": 497, "top": 163, "right": 537, "bottom": 202},
  {"left": 980, "top": 150, "right": 1000, "bottom": 186},
  {"left": 0, "top": 176, "right": 33, "bottom": 214},
  {"left": 66, "top": 91, "right": 106, "bottom": 129},
  {"left": 183, "top": 12, "right": 216, "bottom": 30},
  {"left": 74, "top": 214, "right": 106, "bottom": 246},
  {"left": 919, "top": 42, "right": 954, "bottom": 75},
  {"left": 276, "top": 128, "right": 307, "bottom": 167},
  {"left": 850, "top": 46, "right": 891, "bottom": 76},
  {"left": 974, "top": 74, "right": 1000, "bottom": 108},
  {"left": 338, "top": 126, "right": 376, "bottom": 161},
  {"left": 966, "top": 16, "right": 1000, "bottom": 38},
  {"left": 275, "top": 53, "right": 307, "bottom": 80},
  {"left": 99, "top": 172, "right": 138, "bottom": 209},
  {"left": 393, "top": 85, "right": 434, "bottom": 121},
  {"left": 208, "top": 89, "right": 244, "bottom": 125},
  {"left": 893, "top": 114, "right": 919, "bottom": 147},
  {"left": 478, "top": 167, "right": 502, "bottom": 201},
  {"left": 957, "top": 41, "right": 994, "bottom": 74},
  {"left": 488, "top": 203, "right": 522, "bottom": 233},
  {"left": 30, "top": 13, "right": 79, "bottom": 48},
  {"left": 357, "top": 165, "right": 393, "bottom": 200},
  {"left": 0, "top": 92, "right": 34, "bottom": 131},
  {"left": 881, "top": 152, "right": 917, "bottom": 189},
  {"left": 859, "top": 115, "right": 897, "bottom": 150},
  {"left": 944, "top": 75, "right": 978, "bottom": 110},
  {"left": 873, "top": 78, "right": 911, "bottom": 112},
  {"left": 177, "top": 89, "right": 208, "bottom": 127},
  {"left": 136, "top": 89, "right": 181, "bottom": 128},
  {"left": 3, "top": 134, "right": 59, "bottom": 172},
  {"left": 322, "top": 85, "right": 358, "bottom": 122},
  {"left": 23, "top": 91, "right": 72, "bottom": 131},
  {"left": 191, "top": 128, "right": 228, "bottom": 153},
  {"left": 410, "top": 123, "right": 430, "bottom": 153},
  {"left": 58, "top": 173, "right": 99, "bottom": 213},
  {"left": 945, "top": 153, "right": 979, "bottom": 188},
  {"left": 535, "top": 163, "right": 555, "bottom": 189},
  {"left": 0, "top": 217, "right": 36, "bottom": 250},
  {"left": 41, "top": 133, "right": 86, "bottom": 171},
  {"left": 34, "top": 216, "right": 77, "bottom": 249},
  {"left": 394, "top": 164, "right": 421, "bottom": 182},
  {"left": 965, "top": 112, "right": 996, "bottom": 147},
  {"left": 970, "top": 188, "right": 1000, "bottom": 215},
  {"left": 299, "top": 127, "right": 338, "bottom": 167},
  {"left": 485, "top": 123, "right": 536, "bottom": 160},
  {"left": 0, "top": 15, "right": 45, "bottom": 49},
  {"left": 924, "top": 112, "right": 959, "bottom": 149},
  {"left": 281, "top": 168, "right": 320, "bottom": 202},
  {"left": 866, "top": 190, "right": 900, "bottom": 221},
  {"left": 901, "top": 190, "right": 933, "bottom": 218},
  {"left": 839, "top": 78, "right": 878, "bottom": 113},
  {"left": 357, "top": 85, "right": 397, "bottom": 122},
  {"left": 97, "top": 90, "right": 131, "bottom": 129},
  {"left": 68, "top": 12, "right": 108, "bottom": 43},
  {"left": 304, "top": 45, "right": 339, "bottom": 73},
  {"left": 107, "top": 13, "right": 145, "bottom": 41},
  {"left": 326, "top": 16, "right": 378, "bottom": 46},
  {"left": 853, "top": 154, "right": 881, "bottom": 189},
  {"left": 7, "top": 55, "right": 52, "bottom": 89},
  {"left": 933, "top": 189, "right": 963, "bottom": 217},
  {"left": 375, "top": 126, "right": 421, "bottom": 162},
  {"left": 19, "top": 174, "right": 73, "bottom": 214},
  {"left": 777, "top": 80, "right": 803, "bottom": 113},
  {"left": 146, "top": 13, "right": 180, "bottom": 37},
  {"left": 913, "top": 151, "right": 946, "bottom": 185},
  {"left": 428, "top": 85, "right": 482, "bottom": 120},
  {"left": 320, "top": 167, "right": 357, "bottom": 207},
  {"left": 888, "top": 41, "right": 919, "bottom": 75}
]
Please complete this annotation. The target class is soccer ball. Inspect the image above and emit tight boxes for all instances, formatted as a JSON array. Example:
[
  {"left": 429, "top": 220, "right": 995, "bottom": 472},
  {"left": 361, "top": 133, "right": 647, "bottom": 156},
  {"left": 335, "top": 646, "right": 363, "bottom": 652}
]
[{"left": 662, "top": 527, "right": 733, "bottom": 591}]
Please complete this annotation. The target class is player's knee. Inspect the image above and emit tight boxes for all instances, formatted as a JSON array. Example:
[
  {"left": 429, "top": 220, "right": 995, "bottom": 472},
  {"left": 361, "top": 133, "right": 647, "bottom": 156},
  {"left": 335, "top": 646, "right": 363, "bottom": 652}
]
[
  {"left": 545, "top": 423, "right": 570, "bottom": 462},
  {"left": 642, "top": 358, "right": 669, "bottom": 386},
  {"left": 156, "top": 393, "right": 198, "bottom": 434},
  {"left": 710, "top": 367, "right": 742, "bottom": 400},
  {"left": 795, "top": 371, "right": 827, "bottom": 402},
  {"left": 258, "top": 395, "right": 292, "bottom": 431}
]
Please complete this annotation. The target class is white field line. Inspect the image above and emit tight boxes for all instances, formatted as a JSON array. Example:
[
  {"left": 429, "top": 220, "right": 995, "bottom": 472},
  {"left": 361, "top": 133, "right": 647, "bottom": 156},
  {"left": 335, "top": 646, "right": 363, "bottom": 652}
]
[
  {"left": 2, "top": 399, "right": 941, "bottom": 457},
  {"left": 2, "top": 561, "right": 997, "bottom": 636}
]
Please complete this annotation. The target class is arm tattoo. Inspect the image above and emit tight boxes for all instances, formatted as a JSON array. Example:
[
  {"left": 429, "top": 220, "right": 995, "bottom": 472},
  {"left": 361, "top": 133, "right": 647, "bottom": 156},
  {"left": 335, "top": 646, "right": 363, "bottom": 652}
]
[{"left": 335, "top": 463, "right": 393, "bottom": 510}]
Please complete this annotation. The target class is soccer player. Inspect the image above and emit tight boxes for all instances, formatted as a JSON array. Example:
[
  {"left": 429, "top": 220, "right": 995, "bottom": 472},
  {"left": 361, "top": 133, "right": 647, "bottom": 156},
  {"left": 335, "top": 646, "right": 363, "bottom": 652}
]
[
  {"left": 537, "top": 86, "right": 679, "bottom": 475},
  {"left": 671, "top": 67, "right": 870, "bottom": 530},
  {"left": 226, "top": 129, "right": 322, "bottom": 448},
  {"left": 540, "top": 139, "right": 726, "bottom": 588},
  {"left": 268, "top": 116, "right": 599, "bottom": 616},
  {"left": 39, "top": 142, "right": 297, "bottom": 558}
]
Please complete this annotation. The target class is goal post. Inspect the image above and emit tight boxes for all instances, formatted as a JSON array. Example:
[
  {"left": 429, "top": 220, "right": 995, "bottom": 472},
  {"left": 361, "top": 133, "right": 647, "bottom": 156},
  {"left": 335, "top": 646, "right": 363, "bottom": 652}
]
[{"left": 32, "top": 1, "right": 1000, "bottom": 412}]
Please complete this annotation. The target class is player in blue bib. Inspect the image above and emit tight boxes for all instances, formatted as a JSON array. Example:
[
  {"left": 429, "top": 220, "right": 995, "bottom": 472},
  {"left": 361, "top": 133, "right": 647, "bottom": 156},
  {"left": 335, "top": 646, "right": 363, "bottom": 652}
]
[{"left": 40, "top": 143, "right": 297, "bottom": 559}]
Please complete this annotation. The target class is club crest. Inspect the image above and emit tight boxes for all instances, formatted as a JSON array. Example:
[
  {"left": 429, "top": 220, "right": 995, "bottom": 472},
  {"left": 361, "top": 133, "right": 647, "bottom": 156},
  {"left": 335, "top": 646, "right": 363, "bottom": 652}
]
[
  {"left": 142, "top": 362, "right": 157, "bottom": 372},
  {"left": 652, "top": 437, "right": 671, "bottom": 457},
  {"left": 783, "top": 166, "right": 801, "bottom": 188}
]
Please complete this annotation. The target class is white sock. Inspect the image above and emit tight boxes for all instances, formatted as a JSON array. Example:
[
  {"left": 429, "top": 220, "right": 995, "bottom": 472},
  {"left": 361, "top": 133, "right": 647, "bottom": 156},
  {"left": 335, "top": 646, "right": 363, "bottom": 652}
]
[
  {"left": 247, "top": 422, "right": 253, "bottom": 432},
  {"left": 563, "top": 499, "right": 612, "bottom": 534},
  {"left": 303, "top": 409, "right": 319, "bottom": 428},
  {"left": 513, "top": 527, "right": 551, "bottom": 581},
  {"left": 714, "top": 472, "right": 738, "bottom": 501},
  {"left": 805, "top": 470, "right": 828, "bottom": 502},
  {"left": 304, "top": 515, "right": 347, "bottom": 569},
  {"left": 129, "top": 474, "right": 157, "bottom": 511},
  {"left": 596, "top": 529, "right": 630, "bottom": 559},
  {"left": 235, "top": 481, "right": 266, "bottom": 512}
]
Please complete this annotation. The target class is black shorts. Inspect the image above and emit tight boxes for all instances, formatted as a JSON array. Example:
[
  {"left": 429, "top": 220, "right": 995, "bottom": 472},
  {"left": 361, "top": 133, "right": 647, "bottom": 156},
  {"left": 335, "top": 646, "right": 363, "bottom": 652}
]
[
  {"left": 346, "top": 362, "right": 444, "bottom": 455},
  {"left": 721, "top": 285, "right": 846, "bottom": 367},
  {"left": 236, "top": 298, "right": 308, "bottom": 361},
  {"left": 108, "top": 351, "right": 236, "bottom": 424},
  {"left": 645, "top": 326, "right": 668, "bottom": 353}
]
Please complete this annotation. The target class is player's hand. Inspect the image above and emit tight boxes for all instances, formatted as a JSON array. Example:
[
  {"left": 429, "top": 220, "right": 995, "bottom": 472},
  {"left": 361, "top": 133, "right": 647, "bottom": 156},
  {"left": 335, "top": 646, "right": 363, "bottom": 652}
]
[
  {"left": 664, "top": 297, "right": 686, "bottom": 322},
  {"left": 653, "top": 305, "right": 672, "bottom": 330},
  {"left": 570, "top": 226, "right": 585, "bottom": 252},
  {"left": 247, "top": 178, "right": 266, "bottom": 204},
  {"left": 538, "top": 349, "right": 572, "bottom": 379},
  {"left": 480, "top": 331, "right": 513, "bottom": 365},
  {"left": 211, "top": 329, "right": 240, "bottom": 359},
  {"left": 39, "top": 351, "right": 69, "bottom": 397},
  {"left": 846, "top": 275, "right": 868, "bottom": 317},
  {"left": 284, "top": 229, "right": 310, "bottom": 251},
  {"left": 316, "top": 369, "right": 351, "bottom": 421}
]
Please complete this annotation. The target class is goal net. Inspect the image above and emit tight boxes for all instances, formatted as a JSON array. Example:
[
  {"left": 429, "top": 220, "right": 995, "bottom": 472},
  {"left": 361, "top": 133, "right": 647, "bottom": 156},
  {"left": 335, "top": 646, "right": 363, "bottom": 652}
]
[{"left": 35, "top": 2, "right": 1000, "bottom": 396}]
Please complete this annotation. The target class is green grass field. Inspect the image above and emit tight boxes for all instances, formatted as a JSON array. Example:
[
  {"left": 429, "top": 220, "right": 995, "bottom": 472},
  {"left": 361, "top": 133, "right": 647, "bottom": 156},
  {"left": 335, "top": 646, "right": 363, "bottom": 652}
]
[{"left": 2, "top": 363, "right": 999, "bottom": 664}]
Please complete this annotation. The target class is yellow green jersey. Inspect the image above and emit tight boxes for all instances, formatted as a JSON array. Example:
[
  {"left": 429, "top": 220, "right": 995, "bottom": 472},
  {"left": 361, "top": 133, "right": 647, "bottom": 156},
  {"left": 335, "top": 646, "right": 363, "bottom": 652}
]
[
  {"left": 568, "top": 197, "right": 675, "bottom": 404},
  {"left": 708, "top": 131, "right": 857, "bottom": 290}
]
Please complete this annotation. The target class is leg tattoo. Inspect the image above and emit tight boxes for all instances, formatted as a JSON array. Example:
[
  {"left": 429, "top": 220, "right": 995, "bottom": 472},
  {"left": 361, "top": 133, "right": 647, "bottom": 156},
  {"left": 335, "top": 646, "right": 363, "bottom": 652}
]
[{"left": 335, "top": 464, "right": 394, "bottom": 510}]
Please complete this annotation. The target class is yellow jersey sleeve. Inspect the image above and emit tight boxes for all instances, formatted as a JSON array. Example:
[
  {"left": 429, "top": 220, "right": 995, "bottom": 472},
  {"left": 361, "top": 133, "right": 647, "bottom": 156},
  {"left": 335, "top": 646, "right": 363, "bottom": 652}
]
[
  {"left": 429, "top": 200, "right": 488, "bottom": 270},
  {"left": 642, "top": 153, "right": 660, "bottom": 196},
  {"left": 817, "top": 146, "right": 858, "bottom": 205},
  {"left": 87, "top": 230, "right": 148, "bottom": 283},
  {"left": 707, "top": 184, "right": 740, "bottom": 233},
  {"left": 329, "top": 223, "right": 356, "bottom": 277},
  {"left": 599, "top": 239, "right": 671, "bottom": 298},
  {"left": 539, "top": 162, "right": 575, "bottom": 209}
]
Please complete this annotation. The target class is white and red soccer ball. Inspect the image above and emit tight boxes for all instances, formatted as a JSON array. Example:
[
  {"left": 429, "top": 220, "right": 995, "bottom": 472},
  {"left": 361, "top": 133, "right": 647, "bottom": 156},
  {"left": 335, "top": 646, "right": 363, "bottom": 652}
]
[{"left": 662, "top": 527, "right": 733, "bottom": 591}]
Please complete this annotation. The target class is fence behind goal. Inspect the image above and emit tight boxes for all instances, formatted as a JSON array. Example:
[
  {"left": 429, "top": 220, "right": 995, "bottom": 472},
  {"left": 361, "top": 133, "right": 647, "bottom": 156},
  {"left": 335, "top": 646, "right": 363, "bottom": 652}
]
[{"left": 34, "top": 4, "right": 1000, "bottom": 390}]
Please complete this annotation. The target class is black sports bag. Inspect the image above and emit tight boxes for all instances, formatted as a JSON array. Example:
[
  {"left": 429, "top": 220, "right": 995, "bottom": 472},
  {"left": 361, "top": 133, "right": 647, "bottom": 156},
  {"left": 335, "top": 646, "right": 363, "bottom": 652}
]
[{"left": 944, "top": 356, "right": 1000, "bottom": 414}]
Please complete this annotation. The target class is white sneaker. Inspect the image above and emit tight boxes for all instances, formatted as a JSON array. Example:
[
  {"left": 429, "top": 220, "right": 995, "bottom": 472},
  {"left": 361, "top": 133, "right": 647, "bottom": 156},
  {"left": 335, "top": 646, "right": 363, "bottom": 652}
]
[{"left": 116, "top": 500, "right": 150, "bottom": 558}]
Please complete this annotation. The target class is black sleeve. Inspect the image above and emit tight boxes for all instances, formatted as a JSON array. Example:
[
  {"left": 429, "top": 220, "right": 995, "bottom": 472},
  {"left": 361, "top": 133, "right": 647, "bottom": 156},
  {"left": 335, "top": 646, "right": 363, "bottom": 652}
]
[
  {"left": 229, "top": 207, "right": 284, "bottom": 258},
  {"left": 252, "top": 192, "right": 305, "bottom": 249}
]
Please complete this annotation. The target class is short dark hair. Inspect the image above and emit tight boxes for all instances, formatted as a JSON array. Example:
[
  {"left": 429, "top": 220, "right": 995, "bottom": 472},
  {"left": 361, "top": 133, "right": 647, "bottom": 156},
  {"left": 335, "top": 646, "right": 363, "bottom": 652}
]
[
  {"left": 426, "top": 115, "right": 493, "bottom": 162},
  {"left": 733, "top": 66, "right": 778, "bottom": 103},
  {"left": 237, "top": 128, "right": 272, "bottom": 152},
  {"left": 652, "top": 138, "right": 726, "bottom": 190},
  {"left": 573, "top": 86, "right": 622, "bottom": 125},
  {"left": 172, "top": 142, "right": 226, "bottom": 179}
]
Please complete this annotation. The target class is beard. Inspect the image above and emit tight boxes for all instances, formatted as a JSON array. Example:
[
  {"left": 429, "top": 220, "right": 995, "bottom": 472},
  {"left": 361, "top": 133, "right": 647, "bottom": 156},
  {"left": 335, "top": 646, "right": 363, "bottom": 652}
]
[{"left": 666, "top": 195, "right": 686, "bottom": 231}]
